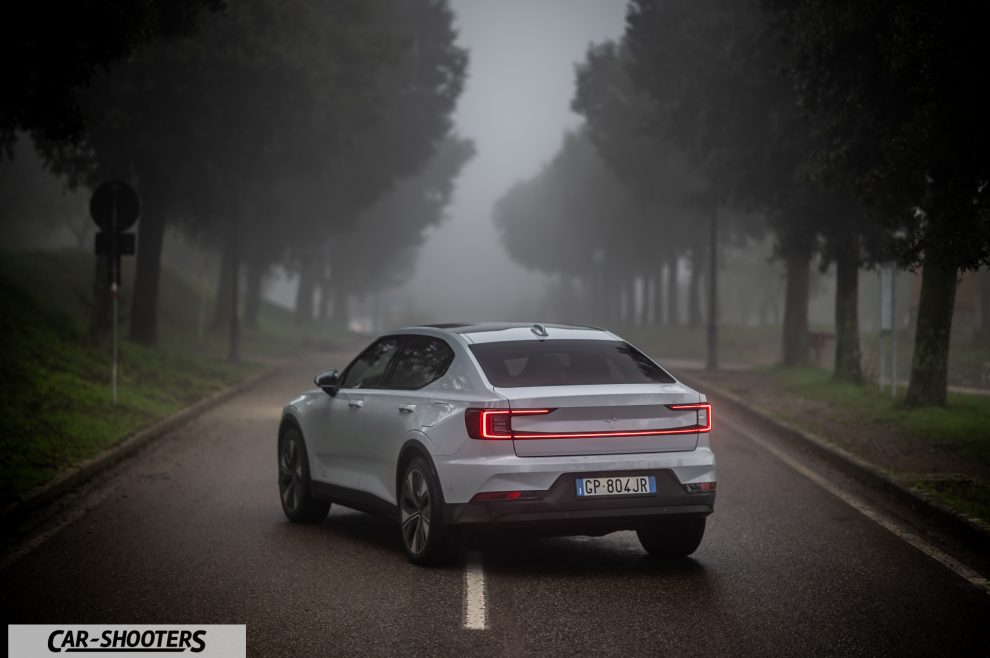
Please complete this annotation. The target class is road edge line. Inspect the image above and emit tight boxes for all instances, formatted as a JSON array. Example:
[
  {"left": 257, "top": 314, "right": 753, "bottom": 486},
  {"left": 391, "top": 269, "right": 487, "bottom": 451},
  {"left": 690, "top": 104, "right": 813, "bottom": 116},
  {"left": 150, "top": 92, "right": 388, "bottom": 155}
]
[
  {"left": 728, "top": 420, "right": 990, "bottom": 595},
  {"left": 679, "top": 372, "right": 990, "bottom": 548}
]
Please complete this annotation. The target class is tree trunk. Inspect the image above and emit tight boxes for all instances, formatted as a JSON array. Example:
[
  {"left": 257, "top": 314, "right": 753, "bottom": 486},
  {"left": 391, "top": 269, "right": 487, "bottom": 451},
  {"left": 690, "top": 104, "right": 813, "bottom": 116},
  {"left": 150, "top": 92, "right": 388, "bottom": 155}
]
[
  {"left": 129, "top": 203, "right": 167, "bottom": 346},
  {"left": 244, "top": 257, "right": 264, "bottom": 330},
  {"left": 317, "top": 279, "right": 330, "bottom": 323},
  {"left": 646, "top": 271, "right": 662, "bottom": 327},
  {"left": 327, "top": 284, "right": 345, "bottom": 328},
  {"left": 905, "top": 263, "right": 958, "bottom": 408},
  {"left": 782, "top": 246, "right": 811, "bottom": 367},
  {"left": 976, "top": 268, "right": 990, "bottom": 342},
  {"left": 211, "top": 241, "right": 233, "bottom": 333},
  {"left": 833, "top": 238, "right": 863, "bottom": 382},
  {"left": 294, "top": 255, "right": 317, "bottom": 326},
  {"left": 653, "top": 263, "right": 667, "bottom": 325},
  {"left": 666, "top": 253, "right": 680, "bottom": 326},
  {"left": 688, "top": 241, "right": 705, "bottom": 329}
]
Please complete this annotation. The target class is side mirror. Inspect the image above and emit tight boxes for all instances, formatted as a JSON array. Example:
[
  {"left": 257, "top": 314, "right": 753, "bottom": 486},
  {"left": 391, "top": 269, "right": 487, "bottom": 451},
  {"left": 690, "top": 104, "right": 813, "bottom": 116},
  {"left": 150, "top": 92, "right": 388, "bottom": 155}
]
[{"left": 314, "top": 369, "right": 340, "bottom": 396}]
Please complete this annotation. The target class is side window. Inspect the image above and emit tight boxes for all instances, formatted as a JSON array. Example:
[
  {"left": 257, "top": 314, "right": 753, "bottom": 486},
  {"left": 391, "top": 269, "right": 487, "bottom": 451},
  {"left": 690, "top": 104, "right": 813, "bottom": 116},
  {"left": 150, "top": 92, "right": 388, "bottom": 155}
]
[
  {"left": 387, "top": 336, "right": 455, "bottom": 390},
  {"left": 340, "top": 337, "right": 401, "bottom": 389}
]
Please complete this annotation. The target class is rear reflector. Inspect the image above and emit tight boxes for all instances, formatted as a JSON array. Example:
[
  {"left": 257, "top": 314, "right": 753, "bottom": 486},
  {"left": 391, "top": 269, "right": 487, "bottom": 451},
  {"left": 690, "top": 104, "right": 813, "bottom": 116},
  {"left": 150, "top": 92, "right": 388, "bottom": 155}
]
[
  {"left": 470, "top": 490, "right": 543, "bottom": 502},
  {"left": 684, "top": 481, "right": 716, "bottom": 494}
]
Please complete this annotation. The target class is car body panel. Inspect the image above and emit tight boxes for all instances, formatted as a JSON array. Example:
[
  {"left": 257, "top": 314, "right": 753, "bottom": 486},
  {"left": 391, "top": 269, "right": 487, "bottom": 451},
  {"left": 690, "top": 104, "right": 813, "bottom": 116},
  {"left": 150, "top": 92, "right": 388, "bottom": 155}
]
[
  {"left": 494, "top": 384, "right": 702, "bottom": 457},
  {"left": 279, "top": 322, "right": 716, "bottom": 531}
]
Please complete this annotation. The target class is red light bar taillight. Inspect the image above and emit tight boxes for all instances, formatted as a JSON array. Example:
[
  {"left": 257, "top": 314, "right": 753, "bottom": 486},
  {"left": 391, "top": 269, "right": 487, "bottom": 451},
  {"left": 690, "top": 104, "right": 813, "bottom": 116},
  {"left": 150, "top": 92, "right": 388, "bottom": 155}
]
[
  {"left": 465, "top": 408, "right": 553, "bottom": 439},
  {"left": 465, "top": 404, "right": 711, "bottom": 439},
  {"left": 666, "top": 403, "right": 712, "bottom": 433}
]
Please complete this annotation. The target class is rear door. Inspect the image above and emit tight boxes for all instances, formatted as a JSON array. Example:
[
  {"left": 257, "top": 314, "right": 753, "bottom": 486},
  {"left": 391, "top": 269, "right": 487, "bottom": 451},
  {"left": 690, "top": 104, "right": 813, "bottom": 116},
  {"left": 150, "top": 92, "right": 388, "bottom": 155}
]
[
  {"left": 314, "top": 336, "right": 401, "bottom": 487},
  {"left": 357, "top": 335, "right": 455, "bottom": 503},
  {"left": 468, "top": 339, "right": 705, "bottom": 457}
]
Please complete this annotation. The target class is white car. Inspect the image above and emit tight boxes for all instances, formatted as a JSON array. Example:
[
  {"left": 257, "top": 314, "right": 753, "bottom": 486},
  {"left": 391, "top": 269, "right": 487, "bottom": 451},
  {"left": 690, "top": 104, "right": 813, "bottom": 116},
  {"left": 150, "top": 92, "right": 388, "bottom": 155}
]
[{"left": 278, "top": 323, "right": 716, "bottom": 564}]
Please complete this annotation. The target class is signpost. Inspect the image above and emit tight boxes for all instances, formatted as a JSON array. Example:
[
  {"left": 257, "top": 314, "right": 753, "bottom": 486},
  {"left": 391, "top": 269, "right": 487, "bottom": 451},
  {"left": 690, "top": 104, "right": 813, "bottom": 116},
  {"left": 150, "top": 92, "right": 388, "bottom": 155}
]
[{"left": 90, "top": 181, "right": 140, "bottom": 405}]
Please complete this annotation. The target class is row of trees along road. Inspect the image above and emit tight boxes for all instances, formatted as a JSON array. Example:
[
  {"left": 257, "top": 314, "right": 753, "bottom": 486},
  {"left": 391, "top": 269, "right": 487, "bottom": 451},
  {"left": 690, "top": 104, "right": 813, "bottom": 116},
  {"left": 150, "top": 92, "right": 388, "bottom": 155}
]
[
  {"left": 7, "top": 0, "right": 468, "bottom": 358},
  {"left": 496, "top": 0, "right": 989, "bottom": 408}
]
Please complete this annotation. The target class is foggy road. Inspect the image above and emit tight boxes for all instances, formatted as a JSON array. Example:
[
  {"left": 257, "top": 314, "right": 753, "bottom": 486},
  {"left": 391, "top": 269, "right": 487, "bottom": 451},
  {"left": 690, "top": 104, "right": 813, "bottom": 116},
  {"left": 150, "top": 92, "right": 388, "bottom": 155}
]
[{"left": 2, "top": 352, "right": 988, "bottom": 656}]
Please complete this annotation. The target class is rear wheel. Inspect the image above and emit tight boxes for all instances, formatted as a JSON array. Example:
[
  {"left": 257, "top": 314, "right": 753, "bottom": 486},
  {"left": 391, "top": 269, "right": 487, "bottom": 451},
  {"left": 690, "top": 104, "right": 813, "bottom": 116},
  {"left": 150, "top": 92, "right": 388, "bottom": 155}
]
[
  {"left": 278, "top": 427, "right": 331, "bottom": 523},
  {"left": 399, "top": 457, "right": 459, "bottom": 565},
  {"left": 637, "top": 517, "right": 706, "bottom": 558}
]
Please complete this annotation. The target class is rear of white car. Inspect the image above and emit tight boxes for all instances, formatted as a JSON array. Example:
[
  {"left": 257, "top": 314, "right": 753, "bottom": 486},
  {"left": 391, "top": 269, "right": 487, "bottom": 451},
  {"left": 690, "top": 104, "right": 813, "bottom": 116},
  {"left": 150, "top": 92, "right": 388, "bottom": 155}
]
[
  {"left": 279, "top": 323, "right": 716, "bottom": 564},
  {"left": 430, "top": 325, "right": 716, "bottom": 551}
]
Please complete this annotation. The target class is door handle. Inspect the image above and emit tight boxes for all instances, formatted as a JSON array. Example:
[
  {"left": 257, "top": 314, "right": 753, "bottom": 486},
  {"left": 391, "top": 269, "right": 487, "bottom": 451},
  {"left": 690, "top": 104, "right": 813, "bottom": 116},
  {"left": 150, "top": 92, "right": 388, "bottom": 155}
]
[
  {"left": 398, "top": 404, "right": 416, "bottom": 413},
  {"left": 348, "top": 400, "right": 364, "bottom": 409}
]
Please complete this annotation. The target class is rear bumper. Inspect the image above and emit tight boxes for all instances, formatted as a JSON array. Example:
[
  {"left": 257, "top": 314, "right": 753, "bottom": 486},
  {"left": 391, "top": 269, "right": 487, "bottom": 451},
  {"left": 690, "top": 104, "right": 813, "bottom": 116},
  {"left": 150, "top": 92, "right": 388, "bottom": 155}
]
[{"left": 442, "top": 468, "right": 714, "bottom": 536}]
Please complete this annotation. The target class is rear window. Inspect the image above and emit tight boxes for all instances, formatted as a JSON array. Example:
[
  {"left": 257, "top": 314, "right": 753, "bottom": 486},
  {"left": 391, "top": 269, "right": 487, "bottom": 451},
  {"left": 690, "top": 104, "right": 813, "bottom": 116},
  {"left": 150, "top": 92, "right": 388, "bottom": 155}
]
[{"left": 469, "top": 340, "right": 675, "bottom": 387}]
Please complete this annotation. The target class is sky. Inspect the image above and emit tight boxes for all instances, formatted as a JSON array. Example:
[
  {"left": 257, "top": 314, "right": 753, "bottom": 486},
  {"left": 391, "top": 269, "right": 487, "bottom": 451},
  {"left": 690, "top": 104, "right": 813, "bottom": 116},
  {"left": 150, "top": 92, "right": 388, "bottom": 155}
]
[{"left": 399, "top": 0, "right": 628, "bottom": 322}]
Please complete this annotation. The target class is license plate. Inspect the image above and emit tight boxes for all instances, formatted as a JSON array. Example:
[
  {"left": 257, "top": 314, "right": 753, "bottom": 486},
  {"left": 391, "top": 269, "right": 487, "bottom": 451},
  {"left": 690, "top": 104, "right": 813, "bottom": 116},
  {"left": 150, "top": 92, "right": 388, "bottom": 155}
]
[{"left": 576, "top": 475, "right": 656, "bottom": 497}]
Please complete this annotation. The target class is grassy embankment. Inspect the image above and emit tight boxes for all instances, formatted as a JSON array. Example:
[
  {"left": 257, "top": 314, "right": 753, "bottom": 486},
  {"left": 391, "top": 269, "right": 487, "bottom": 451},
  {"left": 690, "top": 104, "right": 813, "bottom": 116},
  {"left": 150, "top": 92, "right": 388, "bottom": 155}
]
[
  {"left": 702, "top": 366, "right": 990, "bottom": 526},
  {"left": 767, "top": 367, "right": 990, "bottom": 525},
  {"left": 625, "top": 324, "right": 990, "bottom": 525},
  {"left": 0, "top": 249, "right": 356, "bottom": 506}
]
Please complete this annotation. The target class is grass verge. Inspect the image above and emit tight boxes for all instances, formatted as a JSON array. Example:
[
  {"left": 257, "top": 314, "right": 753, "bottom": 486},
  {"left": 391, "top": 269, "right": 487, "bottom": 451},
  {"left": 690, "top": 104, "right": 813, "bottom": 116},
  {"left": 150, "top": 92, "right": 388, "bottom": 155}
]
[
  {"left": 692, "top": 365, "right": 990, "bottom": 526},
  {"left": 0, "top": 249, "right": 357, "bottom": 506}
]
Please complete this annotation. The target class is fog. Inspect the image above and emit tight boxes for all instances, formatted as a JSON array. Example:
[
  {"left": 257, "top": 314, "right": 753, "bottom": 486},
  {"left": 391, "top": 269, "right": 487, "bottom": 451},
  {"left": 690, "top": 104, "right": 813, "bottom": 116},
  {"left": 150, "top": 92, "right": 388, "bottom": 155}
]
[
  {"left": 399, "top": 0, "right": 627, "bottom": 322},
  {"left": 1, "top": 0, "right": 987, "bottom": 390}
]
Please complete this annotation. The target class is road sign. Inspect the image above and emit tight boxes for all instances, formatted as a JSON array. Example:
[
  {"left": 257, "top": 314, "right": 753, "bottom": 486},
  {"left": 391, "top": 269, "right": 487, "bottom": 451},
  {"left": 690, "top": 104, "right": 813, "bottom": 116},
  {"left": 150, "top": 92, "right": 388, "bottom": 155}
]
[
  {"left": 89, "top": 180, "right": 141, "bottom": 407},
  {"left": 95, "top": 231, "right": 135, "bottom": 256},
  {"left": 90, "top": 181, "right": 140, "bottom": 232}
]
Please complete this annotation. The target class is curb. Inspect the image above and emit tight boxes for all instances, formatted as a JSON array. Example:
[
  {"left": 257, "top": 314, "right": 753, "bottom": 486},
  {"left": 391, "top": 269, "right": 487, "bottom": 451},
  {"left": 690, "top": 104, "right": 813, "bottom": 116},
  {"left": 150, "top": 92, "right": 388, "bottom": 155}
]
[
  {"left": 1, "top": 365, "right": 281, "bottom": 529},
  {"left": 678, "top": 372, "right": 990, "bottom": 549}
]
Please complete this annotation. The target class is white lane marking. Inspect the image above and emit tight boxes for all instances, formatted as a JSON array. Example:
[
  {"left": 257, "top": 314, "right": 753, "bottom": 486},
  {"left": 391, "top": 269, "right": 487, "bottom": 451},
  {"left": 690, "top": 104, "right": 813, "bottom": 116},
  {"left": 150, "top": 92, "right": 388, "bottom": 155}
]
[
  {"left": 464, "top": 551, "right": 487, "bottom": 629},
  {"left": 0, "top": 486, "right": 115, "bottom": 571},
  {"left": 729, "top": 422, "right": 990, "bottom": 595}
]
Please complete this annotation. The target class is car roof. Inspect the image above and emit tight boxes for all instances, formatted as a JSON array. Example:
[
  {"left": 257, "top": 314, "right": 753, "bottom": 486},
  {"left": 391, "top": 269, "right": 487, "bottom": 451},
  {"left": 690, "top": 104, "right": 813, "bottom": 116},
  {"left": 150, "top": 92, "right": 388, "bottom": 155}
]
[{"left": 400, "top": 322, "right": 618, "bottom": 344}]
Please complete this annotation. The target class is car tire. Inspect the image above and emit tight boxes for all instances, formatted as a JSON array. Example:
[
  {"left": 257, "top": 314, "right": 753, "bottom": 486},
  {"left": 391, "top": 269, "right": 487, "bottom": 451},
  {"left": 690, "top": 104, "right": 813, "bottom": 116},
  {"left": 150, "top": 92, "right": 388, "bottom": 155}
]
[
  {"left": 636, "top": 517, "right": 706, "bottom": 558},
  {"left": 278, "top": 427, "right": 331, "bottom": 523},
  {"left": 398, "top": 456, "right": 459, "bottom": 565}
]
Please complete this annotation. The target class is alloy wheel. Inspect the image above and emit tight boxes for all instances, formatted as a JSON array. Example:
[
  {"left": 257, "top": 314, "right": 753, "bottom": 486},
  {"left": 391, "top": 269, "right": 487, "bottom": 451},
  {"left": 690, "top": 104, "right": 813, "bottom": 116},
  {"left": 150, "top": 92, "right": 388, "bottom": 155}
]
[
  {"left": 279, "top": 436, "right": 304, "bottom": 513},
  {"left": 400, "top": 467, "right": 431, "bottom": 555}
]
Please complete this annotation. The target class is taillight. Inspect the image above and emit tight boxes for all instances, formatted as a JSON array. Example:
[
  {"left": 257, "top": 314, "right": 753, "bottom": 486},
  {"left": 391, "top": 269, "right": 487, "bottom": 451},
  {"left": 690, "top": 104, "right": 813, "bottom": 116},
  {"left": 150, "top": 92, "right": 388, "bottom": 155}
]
[
  {"left": 666, "top": 403, "right": 712, "bottom": 433},
  {"left": 465, "top": 408, "right": 554, "bottom": 439}
]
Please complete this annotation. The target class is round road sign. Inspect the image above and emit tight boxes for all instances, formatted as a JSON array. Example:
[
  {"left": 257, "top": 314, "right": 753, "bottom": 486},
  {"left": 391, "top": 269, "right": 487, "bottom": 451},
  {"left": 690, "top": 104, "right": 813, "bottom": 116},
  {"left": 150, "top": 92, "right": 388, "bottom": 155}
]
[{"left": 90, "top": 181, "right": 140, "bottom": 232}]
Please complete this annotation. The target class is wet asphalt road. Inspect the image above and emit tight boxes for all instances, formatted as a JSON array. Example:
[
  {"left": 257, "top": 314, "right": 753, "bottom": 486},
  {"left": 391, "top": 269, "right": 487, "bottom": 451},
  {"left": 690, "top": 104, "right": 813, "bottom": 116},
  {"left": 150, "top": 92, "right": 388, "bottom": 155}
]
[{"left": 2, "top": 352, "right": 988, "bottom": 656}]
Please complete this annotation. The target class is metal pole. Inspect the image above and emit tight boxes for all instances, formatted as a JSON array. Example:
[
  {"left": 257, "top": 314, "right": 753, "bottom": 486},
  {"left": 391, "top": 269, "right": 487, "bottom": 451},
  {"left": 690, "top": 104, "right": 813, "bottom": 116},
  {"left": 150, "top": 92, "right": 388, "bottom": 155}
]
[
  {"left": 891, "top": 268, "right": 897, "bottom": 397},
  {"left": 111, "top": 184, "right": 118, "bottom": 405},
  {"left": 706, "top": 189, "right": 718, "bottom": 371},
  {"left": 112, "top": 281, "right": 118, "bottom": 405}
]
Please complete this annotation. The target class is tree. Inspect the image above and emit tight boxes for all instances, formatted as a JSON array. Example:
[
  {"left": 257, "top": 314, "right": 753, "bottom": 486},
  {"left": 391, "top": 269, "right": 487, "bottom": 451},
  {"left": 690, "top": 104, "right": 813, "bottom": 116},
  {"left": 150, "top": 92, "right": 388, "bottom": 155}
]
[
  {"left": 495, "top": 130, "right": 655, "bottom": 326},
  {"left": 625, "top": 0, "right": 878, "bottom": 372},
  {"left": 0, "top": 0, "right": 221, "bottom": 152},
  {"left": 285, "top": 0, "right": 468, "bottom": 327},
  {"left": 775, "top": 0, "right": 990, "bottom": 406},
  {"left": 572, "top": 41, "right": 711, "bottom": 328},
  {"left": 323, "top": 136, "right": 474, "bottom": 328},
  {"left": 625, "top": 0, "right": 811, "bottom": 365},
  {"left": 47, "top": 0, "right": 400, "bottom": 346}
]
